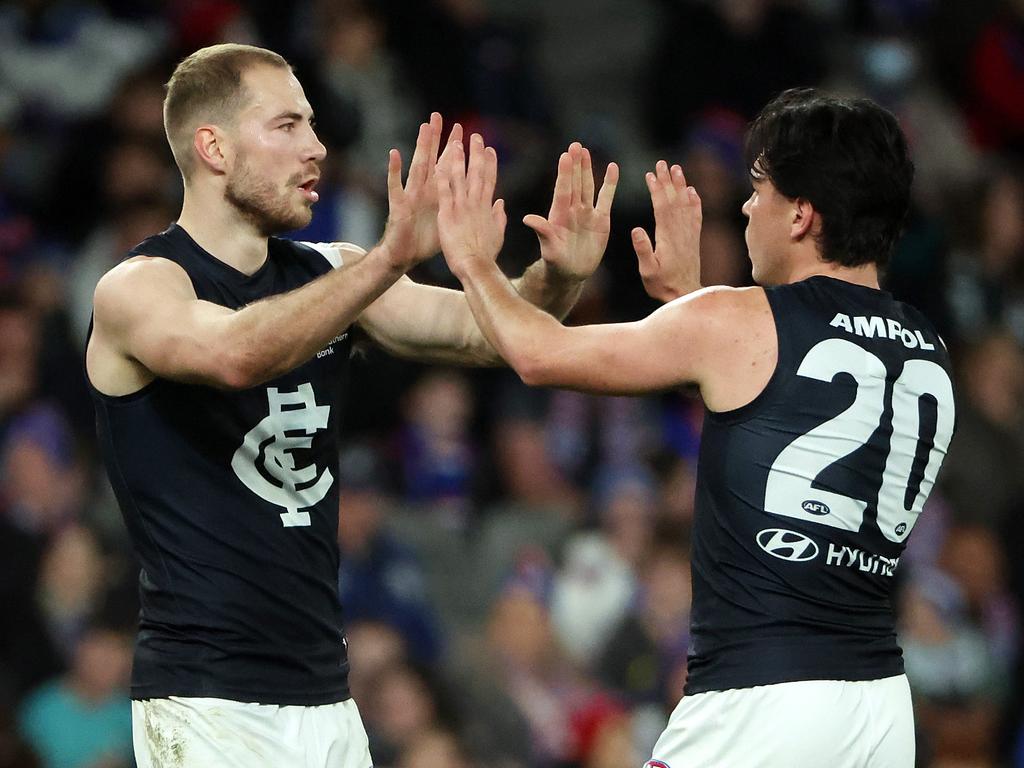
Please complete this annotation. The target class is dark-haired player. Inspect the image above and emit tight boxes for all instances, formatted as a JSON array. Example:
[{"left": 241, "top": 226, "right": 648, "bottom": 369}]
[
  {"left": 436, "top": 88, "right": 955, "bottom": 767},
  {"left": 86, "top": 43, "right": 616, "bottom": 767}
]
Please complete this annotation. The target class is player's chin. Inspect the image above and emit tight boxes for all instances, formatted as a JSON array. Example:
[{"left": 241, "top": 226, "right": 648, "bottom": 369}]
[{"left": 287, "top": 204, "right": 315, "bottom": 230}]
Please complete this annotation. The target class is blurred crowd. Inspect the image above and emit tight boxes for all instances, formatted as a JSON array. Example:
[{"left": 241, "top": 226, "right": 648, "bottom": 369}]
[{"left": 1, "top": 0, "right": 1024, "bottom": 766}]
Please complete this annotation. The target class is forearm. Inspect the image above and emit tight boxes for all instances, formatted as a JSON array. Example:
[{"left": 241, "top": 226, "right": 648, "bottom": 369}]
[
  {"left": 230, "top": 244, "right": 404, "bottom": 385},
  {"left": 512, "top": 259, "right": 586, "bottom": 320},
  {"left": 359, "top": 261, "right": 584, "bottom": 369},
  {"left": 456, "top": 260, "right": 565, "bottom": 381}
]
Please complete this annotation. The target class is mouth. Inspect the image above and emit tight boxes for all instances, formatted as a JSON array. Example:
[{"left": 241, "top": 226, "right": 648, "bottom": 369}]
[{"left": 297, "top": 176, "right": 320, "bottom": 203}]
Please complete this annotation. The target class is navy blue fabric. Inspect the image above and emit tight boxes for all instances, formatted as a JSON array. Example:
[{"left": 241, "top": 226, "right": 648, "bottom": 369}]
[
  {"left": 91, "top": 225, "right": 353, "bottom": 705},
  {"left": 686, "top": 276, "right": 954, "bottom": 694}
]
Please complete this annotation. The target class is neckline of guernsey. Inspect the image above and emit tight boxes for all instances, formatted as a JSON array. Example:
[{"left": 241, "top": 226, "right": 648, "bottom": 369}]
[
  {"left": 170, "top": 223, "right": 275, "bottom": 286},
  {"left": 801, "top": 274, "right": 891, "bottom": 296}
]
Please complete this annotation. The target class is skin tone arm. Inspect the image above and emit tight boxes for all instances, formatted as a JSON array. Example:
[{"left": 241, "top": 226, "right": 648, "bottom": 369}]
[
  {"left": 88, "top": 117, "right": 446, "bottom": 393},
  {"left": 353, "top": 133, "right": 619, "bottom": 366},
  {"left": 435, "top": 137, "right": 775, "bottom": 405}
]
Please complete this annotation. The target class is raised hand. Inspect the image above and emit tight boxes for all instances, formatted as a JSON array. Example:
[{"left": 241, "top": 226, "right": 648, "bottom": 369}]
[
  {"left": 436, "top": 133, "right": 508, "bottom": 279},
  {"left": 525, "top": 143, "right": 618, "bottom": 282},
  {"left": 380, "top": 113, "right": 461, "bottom": 270},
  {"left": 633, "top": 161, "right": 703, "bottom": 302}
]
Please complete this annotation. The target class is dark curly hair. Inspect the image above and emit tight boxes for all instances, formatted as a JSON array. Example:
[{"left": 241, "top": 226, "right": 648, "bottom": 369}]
[{"left": 744, "top": 88, "right": 914, "bottom": 269}]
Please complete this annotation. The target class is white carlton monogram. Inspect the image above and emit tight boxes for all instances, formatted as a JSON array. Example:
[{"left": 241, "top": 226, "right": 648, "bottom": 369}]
[{"left": 231, "top": 383, "right": 333, "bottom": 528}]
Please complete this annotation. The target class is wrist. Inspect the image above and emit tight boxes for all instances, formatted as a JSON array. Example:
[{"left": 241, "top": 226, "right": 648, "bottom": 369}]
[
  {"left": 453, "top": 255, "right": 492, "bottom": 283},
  {"left": 372, "top": 240, "right": 411, "bottom": 276},
  {"left": 540, "top": 259, "right": 588, "bottom": 288}
]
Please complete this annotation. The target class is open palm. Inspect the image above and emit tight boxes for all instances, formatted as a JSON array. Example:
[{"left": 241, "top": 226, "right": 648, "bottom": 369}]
[
  {"left": 383, "top": 114, "right": 462, "bottom": 268},
  {"left": 526, "top": 143, "right": 618, "bottom": 282}
]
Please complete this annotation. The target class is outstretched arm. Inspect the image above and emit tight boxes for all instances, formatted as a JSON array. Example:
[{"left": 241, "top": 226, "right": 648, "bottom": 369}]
[
  {"left": 89, "top": 116, "right": 445, "bottom": 392},
  {"left": 436, "top": 136, "right": 723, "bottom": 394},
  {"left": 354, "top": 134, "right": 618, "bottom": 366}
]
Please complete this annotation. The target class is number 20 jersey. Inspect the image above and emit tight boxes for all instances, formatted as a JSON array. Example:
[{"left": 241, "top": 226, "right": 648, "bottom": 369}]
[
  {"left": 686, "top": 275, "right": 956, "bottom": 695},
  {"left": 90, "top": 224, "right": 353, "bottom": 705}
]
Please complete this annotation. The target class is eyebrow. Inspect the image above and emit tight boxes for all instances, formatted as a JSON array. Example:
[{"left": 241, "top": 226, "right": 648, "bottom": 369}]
[{"left": 271, "top": 111, "right": 312, "bottom": 123}]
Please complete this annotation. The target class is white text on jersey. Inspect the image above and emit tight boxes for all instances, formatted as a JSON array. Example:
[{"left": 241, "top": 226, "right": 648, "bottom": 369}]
[
  {"left": 828, "top": 313, "right": 935, "bottom": 351},
  {"left": 825, "top": 543, "right": 899, "bottom": 577}
]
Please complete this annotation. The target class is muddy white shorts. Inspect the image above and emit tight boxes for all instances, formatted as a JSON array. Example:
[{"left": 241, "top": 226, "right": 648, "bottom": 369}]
[
  {"left": 132, "top": 696, "right": 372, "bottom": 768},
  {"left": 646, "top": 674, "right": 914, "bottom": 768}
]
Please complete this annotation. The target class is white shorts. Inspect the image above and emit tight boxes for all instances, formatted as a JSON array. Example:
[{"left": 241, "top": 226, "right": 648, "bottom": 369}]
[
  {"left": 647, "top": 674, "right": 914, "bottom": 768},
  {"left": 132, "top": 696, "right": 372, "bottom": 768}
]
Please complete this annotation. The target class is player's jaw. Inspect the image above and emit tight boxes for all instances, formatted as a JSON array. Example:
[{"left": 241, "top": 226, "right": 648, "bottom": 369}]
[{"left": 225, "top": 157, "right": 320, "bottom": 236}]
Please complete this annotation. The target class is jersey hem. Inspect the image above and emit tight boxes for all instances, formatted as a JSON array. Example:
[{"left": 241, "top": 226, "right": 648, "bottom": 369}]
[
  {"left": 685, "top": 663, "right": 905, "bottom": 696},
  {"left": 130, "top": 685, "right": 352, "bottom": 707}
]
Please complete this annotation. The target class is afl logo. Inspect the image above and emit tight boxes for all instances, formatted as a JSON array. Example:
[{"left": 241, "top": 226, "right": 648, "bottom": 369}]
[
  {"left": 802, "top": 499, "right": 830, "bottom": 516},
  {"left": 644, "top": 762, "right": 672, "bottom": 768},
  {"left": 756, "top": 528, "right": 819, "bottom": 562}
]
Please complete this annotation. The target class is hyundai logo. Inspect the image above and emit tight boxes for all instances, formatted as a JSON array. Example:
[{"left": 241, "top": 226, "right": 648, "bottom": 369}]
[
  {"left": 756, "top": 528, "right": 819, "bottom": 562},
  {"left": 802, "top": 499, "right": 830, "bottom": 516}
]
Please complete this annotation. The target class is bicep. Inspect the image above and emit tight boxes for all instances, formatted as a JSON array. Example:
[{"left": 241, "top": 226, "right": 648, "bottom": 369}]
[
  {"left": 93, "top": 259, "right": 241, "bottom": 387},
  {"left": 522, "top": 299, "right": 710, "bottom": 394}
]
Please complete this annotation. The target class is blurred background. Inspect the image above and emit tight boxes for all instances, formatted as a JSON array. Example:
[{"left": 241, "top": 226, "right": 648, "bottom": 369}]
[{"left": 0, "top": 0, "right": 1022, "bottom": 766}]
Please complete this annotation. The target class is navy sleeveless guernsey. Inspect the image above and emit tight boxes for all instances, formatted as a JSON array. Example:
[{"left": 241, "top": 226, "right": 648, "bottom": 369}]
[
  {"left": 90, "top": 224, "right": 353, "bottom": 705},
  {"left": 686, "top": 276, "right": 956, "bottom": 695}
]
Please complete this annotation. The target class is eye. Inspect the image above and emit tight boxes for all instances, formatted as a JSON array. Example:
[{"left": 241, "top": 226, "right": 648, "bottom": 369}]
[{"left": 280, "top": 122, "right": 295, "bottom": 132}]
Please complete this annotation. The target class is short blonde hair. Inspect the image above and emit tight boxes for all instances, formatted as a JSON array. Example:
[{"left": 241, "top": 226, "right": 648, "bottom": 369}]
[{"left": 163, "top": 44, "right": 291, "bottom": 178}]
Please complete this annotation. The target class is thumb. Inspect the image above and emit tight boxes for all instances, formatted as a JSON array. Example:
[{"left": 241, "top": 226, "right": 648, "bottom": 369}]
[
  {"left": 523, "top": 213, "right": 554, "bottom": 242},
  {"left": 632, "top": 227, "right": 655, "bottom": 272}
]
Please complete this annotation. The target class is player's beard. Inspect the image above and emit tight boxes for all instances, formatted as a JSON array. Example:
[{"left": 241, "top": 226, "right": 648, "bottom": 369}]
[{"left": 225, "top": 156, "right": 313, "bottom": 237}]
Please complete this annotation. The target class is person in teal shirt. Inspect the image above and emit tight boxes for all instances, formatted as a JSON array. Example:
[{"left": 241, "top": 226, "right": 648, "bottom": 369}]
[{"left": 19, "top": 619, "right": 132, "bottom": 768}]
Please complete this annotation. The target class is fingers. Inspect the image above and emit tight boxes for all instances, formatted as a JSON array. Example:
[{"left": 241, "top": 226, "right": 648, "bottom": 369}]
[
  {"left": 646, "top": 170, "right": 669, "bottom": 222},
  {"left": 386, "top": 148, "right": 403, "bottom": 203},
  {"left": 522, "top": 213, "right": 553, "bottom": 242},
  {"left": 467, "top": 133, "right": 486, "bottom": 202},
  {"left": 570, "top": 142, "right": 583, "bottom": 207},
  {"left": 483, "top": 146, "right": 498, "bottom": 203},
  {"left": 446, "top": 121, "right": 463, "bottom": 149},
  {"left": 686, "top": 185, "right": 702, "bottom": 219},
  {"left": 493, "top": 198, "right": 507, "bottom": 235},
  {"left": 581, "top": 146, "right": 595, "bottom": 206},
  {"left": 427, "top": 112, "right": 443, "bottom": 165},
  {"left": 549, "top": 151, "right": 573, "bottom": 216},
  {"left": 436, "top": 151, "right": 454, "bottom": 213},
  {"left": 671, "top": 163, "right": 687, "bottom": 193},
  {"left": 655, "top": 160, "right": 677, "bottom": 202},
  {"left": 406, "top": 121, "right": 432, "bottom": 190},
  {"left": 632, "top": 226, "right": 656, "bottom": 275},
  {"left": 448, "top": 140, "right": 467, "bottom": 203},
  {"left": 595, "top": 162, "right": 619, "bottom": 217},
  {"left": 436, "top": 120, "right": 462, "bottom": 188}
]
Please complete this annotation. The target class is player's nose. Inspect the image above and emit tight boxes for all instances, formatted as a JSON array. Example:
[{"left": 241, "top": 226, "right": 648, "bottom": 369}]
[{"left": 306, "top": 131, "right": 327, "bottom": 164}]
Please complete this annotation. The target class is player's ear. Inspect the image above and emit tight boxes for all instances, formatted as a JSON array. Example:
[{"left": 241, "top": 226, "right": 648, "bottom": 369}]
[
  {"left": 194, "top": 125, "right": 230, "bottom": 174},
  {"left": 791, "top": 197, "right": 818, "bottom": 241}
]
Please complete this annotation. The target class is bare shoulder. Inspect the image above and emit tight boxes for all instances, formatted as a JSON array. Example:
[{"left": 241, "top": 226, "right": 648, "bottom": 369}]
[
  {"left": 679, "top": 284, "right": 768, "bottom": 312},
  {"left": 93, "top": 256, "right": 195, "bottom": 327},
  {"left": 675, "top": 285, "right": 777, "bottom": 412},
  {"left": 656, "top": 285, "right": 771, "bottom": 336}
]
